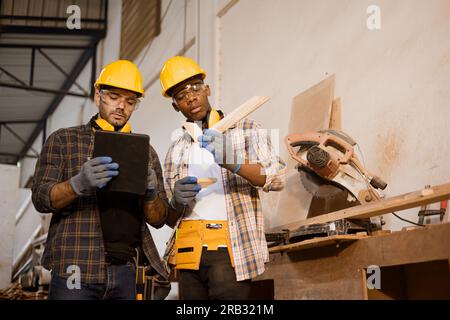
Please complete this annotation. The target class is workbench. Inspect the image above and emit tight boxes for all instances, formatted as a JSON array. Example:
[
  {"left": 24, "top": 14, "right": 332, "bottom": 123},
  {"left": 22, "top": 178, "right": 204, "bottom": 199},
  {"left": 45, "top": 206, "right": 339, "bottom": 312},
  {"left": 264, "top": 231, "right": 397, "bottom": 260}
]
[{"left": 257, "top": 222, "right": 450, "bottom": 299}]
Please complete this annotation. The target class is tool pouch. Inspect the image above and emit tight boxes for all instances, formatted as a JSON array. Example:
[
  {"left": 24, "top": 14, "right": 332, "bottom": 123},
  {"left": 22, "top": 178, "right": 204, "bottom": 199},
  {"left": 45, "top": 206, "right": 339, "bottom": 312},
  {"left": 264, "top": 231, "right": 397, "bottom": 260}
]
[
  {"left": 174, "top": 220, "right": 234, "bottom": 270},
  {"left": 174, "top": 222, "right": 203, "bottom": 270}
]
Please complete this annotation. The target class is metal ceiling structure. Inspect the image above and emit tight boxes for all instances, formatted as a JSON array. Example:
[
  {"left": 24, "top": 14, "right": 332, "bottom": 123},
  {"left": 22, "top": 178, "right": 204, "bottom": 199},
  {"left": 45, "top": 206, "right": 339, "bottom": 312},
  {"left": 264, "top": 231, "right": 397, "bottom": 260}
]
[{"left": 0, "top": 0, "right": 108, "bottom": 165}]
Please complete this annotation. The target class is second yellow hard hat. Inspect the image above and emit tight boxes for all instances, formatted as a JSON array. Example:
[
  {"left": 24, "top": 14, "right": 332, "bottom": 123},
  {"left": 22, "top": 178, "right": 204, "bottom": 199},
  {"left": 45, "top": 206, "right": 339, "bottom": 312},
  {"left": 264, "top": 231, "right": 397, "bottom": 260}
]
[{"left": 160, "top": 56, "right": 206, "bottom": 98}]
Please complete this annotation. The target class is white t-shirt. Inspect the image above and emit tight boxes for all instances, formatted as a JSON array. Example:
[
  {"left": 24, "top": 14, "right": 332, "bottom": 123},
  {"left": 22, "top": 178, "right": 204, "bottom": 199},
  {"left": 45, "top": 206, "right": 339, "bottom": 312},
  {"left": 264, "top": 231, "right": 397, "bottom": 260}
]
[{"left": 184, "top": 143, "right": 228, "bottom": 221}]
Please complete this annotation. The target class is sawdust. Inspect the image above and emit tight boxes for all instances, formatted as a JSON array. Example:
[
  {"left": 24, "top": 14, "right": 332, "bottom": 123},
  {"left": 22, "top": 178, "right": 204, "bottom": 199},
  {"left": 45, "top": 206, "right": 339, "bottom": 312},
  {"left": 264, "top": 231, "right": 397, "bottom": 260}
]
[
  {"left": 0, "top": 283, "right": 47, "bottom": 300},
  {"left": 375, "top": 128, "right": 404, "bottom": 180}
]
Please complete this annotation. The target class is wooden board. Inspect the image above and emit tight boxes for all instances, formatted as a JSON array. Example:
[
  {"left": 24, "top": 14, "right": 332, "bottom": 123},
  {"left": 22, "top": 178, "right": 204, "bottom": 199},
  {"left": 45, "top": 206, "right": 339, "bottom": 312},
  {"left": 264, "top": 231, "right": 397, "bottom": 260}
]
[
  {"left": 210, "top": 96, "right": 270, "bottom": 133},
  {"left": 258, "top": 222, "right": 450, "bottom": 300},
  {"left": 269, "top": 234, "right": 366, "bottom": 254},
  {"left": 182, "top": 122, "right": 202, "bottom": 143},
  {"left": 272, "top": 182, "right": 450, "bottom": 232},
  {"left": 329, "top": 98, "right": 342, "bottom": 130},
  {"left": 198, "top": 178, "right": 217, "bottom": 189},
  {"left": 182, "top": 96, "right": 269, "bottom": 142},
  {"left": 288, "top": 74, "right": 335, "bottom": 140}
]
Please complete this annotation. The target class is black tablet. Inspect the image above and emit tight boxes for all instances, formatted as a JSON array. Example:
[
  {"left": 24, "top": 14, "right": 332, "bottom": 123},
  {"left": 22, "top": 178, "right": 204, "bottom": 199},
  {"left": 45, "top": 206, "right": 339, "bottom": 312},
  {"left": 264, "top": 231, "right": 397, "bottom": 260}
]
[{"left": 93, "top": 130, "right": 149, "bottom": 195}]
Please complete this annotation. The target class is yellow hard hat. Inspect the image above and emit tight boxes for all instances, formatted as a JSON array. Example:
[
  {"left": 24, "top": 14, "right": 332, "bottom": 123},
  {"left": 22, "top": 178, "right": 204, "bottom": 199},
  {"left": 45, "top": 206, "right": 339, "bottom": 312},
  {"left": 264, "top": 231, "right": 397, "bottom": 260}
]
[
  {"left": 95, "top": 60, "right": 145, "bottom": 97},
  {"left": 159, "top": 56, "right": 206, "bottom": 97}
]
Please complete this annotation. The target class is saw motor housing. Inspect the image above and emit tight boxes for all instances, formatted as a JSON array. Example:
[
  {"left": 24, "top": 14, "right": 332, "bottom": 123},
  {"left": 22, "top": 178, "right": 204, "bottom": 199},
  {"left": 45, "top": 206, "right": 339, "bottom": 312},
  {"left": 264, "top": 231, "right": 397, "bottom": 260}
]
[
  {"left": 270, "top": 130, "right": 388, "bottom": 245},
  {"left": 286, "top": 130, "right": 354, "bottom": 180}
]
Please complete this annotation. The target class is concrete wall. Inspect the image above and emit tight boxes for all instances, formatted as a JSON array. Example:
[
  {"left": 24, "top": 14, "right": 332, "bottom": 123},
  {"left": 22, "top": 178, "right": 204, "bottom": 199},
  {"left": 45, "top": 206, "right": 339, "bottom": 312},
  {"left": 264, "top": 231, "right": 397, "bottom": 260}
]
[
  {"left": 0, "top": 164, "right": 19, "bottom": 289},
  {"left": 217, "top": 0, "right": 450, "bottom": 230},
  {"left": 15, "top": 0, "right": 450, "bottom": 272}
]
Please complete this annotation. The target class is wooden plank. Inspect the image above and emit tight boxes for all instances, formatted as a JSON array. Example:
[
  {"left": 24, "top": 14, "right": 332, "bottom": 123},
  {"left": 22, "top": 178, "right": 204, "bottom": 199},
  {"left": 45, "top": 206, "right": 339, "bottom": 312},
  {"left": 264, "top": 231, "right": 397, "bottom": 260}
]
[
  {"left": 181, "top": 96, "right": 269, "bottom": 142},
  {"left": 198, "top": 178, "right": 217, "bottom": 189},
  {"left": 210, "top": 96, "right": 270, "bottom": 133},
  {"left": 329, "top": 98, "right": 342, "bottom": 130},
  {"left": 288, "top": 74, "right": 334, "bottom": 139},
  {"left": 286, "top": 74, "right": 335, "bottom": 169},
  {"left": 361, "top": 269, "right": 369, "bottom": 300},
  {"left": 260, "top": 222, "right": 450, "bottom": 300},
  {"left": 182, "top": 121, "right": 202, "bottom": 143},
  {"left": 269, "top": 234, "right": 365, "bottom": 254},
  {"left": 272, "top": 182, "right": 450, "bottom": 232}
]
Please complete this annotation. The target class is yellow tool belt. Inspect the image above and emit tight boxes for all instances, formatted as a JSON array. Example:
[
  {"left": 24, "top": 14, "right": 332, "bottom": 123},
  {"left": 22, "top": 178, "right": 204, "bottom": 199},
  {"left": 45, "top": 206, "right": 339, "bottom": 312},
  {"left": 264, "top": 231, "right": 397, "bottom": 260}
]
[{"left": 174, "top": 220, "right": 234, "bottom": 270}]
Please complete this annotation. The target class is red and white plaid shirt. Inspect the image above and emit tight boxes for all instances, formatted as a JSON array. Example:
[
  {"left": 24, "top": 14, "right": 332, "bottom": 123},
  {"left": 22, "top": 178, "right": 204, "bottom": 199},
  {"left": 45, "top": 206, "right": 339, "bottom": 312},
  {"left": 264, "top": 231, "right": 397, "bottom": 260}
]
[{"left": 163, "top": 118, "right": 286, "bottom": 281}]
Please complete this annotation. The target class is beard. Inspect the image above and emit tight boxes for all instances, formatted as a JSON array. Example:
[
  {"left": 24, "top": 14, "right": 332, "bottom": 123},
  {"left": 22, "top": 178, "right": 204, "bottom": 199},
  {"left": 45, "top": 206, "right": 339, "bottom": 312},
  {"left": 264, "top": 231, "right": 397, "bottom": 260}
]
[{"left": 100, "top": 109, "right": 130, "bottom": 128}]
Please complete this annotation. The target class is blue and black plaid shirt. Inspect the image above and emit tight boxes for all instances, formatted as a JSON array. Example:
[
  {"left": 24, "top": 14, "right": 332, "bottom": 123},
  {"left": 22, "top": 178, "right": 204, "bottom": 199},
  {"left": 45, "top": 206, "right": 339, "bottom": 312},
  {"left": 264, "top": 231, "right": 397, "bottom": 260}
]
[{"left": 32, "top": 119, "right": 169, "bottom": 283}]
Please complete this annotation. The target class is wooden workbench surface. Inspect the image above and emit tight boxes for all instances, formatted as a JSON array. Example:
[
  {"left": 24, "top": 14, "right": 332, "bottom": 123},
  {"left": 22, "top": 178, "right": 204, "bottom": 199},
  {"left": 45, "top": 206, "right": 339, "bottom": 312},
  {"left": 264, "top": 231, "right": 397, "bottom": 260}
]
[{"left": 258, "top": 222, "right": 450, "bottom": 300}]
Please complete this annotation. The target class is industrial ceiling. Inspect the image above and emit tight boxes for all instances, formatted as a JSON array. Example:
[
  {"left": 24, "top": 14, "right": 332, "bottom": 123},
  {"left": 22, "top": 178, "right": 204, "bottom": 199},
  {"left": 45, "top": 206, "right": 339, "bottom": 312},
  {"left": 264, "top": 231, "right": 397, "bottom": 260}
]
[{"left": 0, "top": 0, "right": 108, "bottom": 165}]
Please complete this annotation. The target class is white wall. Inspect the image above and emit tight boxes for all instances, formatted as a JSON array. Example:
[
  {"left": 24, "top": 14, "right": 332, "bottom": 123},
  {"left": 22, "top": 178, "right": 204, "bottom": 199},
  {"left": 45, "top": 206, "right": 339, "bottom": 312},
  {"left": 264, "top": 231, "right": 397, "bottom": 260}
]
[
  {"left": 0, "top": 164, "right": 19, "bottom": 289},
  {"left": 217, "top": 0, "right": 450, "bottom": 230}
]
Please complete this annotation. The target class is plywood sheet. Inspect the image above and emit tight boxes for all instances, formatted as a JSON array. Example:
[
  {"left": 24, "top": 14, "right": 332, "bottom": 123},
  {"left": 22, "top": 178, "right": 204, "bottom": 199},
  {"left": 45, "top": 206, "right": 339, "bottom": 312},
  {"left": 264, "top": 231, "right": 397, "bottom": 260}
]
[
  {"left": 288, "top": 74, "right": 335, "bottom": 141},
  {"left": 273, "top": 75, "right": 335, "bottom": 227}
]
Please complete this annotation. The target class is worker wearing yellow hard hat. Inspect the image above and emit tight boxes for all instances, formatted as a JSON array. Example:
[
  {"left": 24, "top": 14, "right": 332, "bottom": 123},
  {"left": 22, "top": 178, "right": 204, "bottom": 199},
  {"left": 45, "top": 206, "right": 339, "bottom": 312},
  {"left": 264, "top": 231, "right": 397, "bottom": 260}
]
[
  {"left": 160, "top": 56, "right": 286, "bottom": 300},
  {"left": 32, "top": 60, "right": 171, "bottom": 300},
  {"left": 93, "top": 60, "right": 144, "bottom": 132}
]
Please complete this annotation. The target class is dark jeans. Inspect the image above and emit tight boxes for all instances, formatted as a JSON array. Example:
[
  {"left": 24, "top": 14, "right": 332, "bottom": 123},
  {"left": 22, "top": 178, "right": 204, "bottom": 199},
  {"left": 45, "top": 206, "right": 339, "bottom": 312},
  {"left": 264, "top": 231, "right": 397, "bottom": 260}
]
[
  {"left": 48, "top": 262, "right": 136, "bottom": 300},
  {"left": 179, "top": 247, "right": 251, "bottom": 300}
]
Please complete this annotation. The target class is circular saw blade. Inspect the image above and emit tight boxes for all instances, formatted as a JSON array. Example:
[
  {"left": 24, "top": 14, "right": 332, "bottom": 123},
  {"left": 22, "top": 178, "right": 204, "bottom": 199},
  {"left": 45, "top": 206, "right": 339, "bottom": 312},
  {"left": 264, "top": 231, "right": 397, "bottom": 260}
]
[{"left": 299, "top": 169, "right": 348, "bottom": 199}]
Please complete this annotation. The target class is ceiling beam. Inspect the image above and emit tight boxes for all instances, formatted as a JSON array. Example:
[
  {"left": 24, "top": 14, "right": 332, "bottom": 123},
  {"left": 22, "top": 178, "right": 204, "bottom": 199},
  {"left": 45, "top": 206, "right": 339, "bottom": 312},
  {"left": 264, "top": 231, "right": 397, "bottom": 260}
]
[
  {"left": 38, "top": 48, "right": 88, "bottom": 95},
  {"left": 0, "top": 66, "right": 27, "bottom": 86},
  {"left": 2, "top": 124, "right": 39, "bottom": 155},
  {"left": 0, "top": 120, "right": 43, "bottom": 124},
  {"left": 0, "top": 15, "right": 106, "bottom": 23},
  {"left": 0, "top": 44, "right": 93, "bottom": 50},
  {"left": 18, "top": 45, "right": 96, "bottom": 161},
  {"left": 0, "top": 25, "right": 106, "bottom": 37},
  {"left": 0, "top": 82, "right": 90, "bottom": 98}
]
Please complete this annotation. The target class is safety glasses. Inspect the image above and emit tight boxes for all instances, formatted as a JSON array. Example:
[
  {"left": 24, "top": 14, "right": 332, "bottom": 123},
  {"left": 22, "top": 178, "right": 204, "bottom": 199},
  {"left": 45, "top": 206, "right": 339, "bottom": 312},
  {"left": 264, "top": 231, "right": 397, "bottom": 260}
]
[
  {"left": 173, "top": 82, "right": 206, "bottom": 104},
  {"left": 100, "top": 89, "right": 141, "bottom": 110}
]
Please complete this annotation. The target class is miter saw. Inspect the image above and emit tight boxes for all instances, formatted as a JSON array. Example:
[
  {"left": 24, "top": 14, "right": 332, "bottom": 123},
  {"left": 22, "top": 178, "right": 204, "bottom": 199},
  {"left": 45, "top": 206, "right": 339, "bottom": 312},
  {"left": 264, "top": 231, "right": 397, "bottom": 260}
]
[{"left": 266, "top": 130, "right": 387, "bottom": 245}]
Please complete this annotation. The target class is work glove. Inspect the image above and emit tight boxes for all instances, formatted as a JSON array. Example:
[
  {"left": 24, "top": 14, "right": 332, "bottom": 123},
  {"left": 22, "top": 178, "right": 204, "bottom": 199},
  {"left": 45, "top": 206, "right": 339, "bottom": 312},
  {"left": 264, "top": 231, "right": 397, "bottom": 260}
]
[
  {"left": 143, "top": 168, "right": 158, "bottom": 202},
  {"left": 70, "top": 156, "right": 119, "bottom": 196},
  {"left": 198, "top": 129, "right": 241, "bottom": 173},
  {"left": 171, "top": 176, "right": 201, "bottom": 210}
]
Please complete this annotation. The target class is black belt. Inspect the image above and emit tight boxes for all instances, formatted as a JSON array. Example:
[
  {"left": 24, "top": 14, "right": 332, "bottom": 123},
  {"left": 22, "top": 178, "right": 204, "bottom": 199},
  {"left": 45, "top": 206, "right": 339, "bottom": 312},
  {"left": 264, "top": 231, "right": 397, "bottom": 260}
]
[
  {"left": 105, "top": 254, "right": 134, "bottom": 265},
  {"left": 104, "top": 243, "right": 140, "bottom": 265}
]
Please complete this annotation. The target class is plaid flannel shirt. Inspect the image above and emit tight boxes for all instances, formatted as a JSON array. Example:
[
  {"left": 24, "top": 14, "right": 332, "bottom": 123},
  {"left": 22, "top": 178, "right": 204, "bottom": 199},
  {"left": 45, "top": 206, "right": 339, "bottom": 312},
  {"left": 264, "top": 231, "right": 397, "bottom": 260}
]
[
  {"left": 32, "top": 120, "right": 169, "bottom": 284},
  {"left": 163, "top": 118, "right": 286, "bottom": 281}
]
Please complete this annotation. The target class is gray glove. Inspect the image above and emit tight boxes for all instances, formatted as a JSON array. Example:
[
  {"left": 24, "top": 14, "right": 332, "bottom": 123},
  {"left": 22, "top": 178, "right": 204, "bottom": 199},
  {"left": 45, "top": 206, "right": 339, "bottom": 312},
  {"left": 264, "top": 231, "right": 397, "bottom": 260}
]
[
  {"left": 198, "top": 129, "right": 240, "bottom": 173},
  {"left": 144, "top": 168, "right": 158, "bottom": 202},
  {"left": 171, "top": 176, "right": 201, "bottom": 209},
  {"left": 70, "top": 156, "right": 119, "bottom": 196}
]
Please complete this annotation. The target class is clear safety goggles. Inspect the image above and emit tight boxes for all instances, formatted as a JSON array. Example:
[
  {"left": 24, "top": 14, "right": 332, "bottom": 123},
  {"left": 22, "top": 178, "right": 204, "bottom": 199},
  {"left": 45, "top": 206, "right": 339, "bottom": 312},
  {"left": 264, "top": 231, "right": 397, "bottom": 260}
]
[
  {"left": 100, "top": 89, "right": 142, "bottom": 110},
  {"left": 173, "top": 82, "right": 206, "bottom": 103}
]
